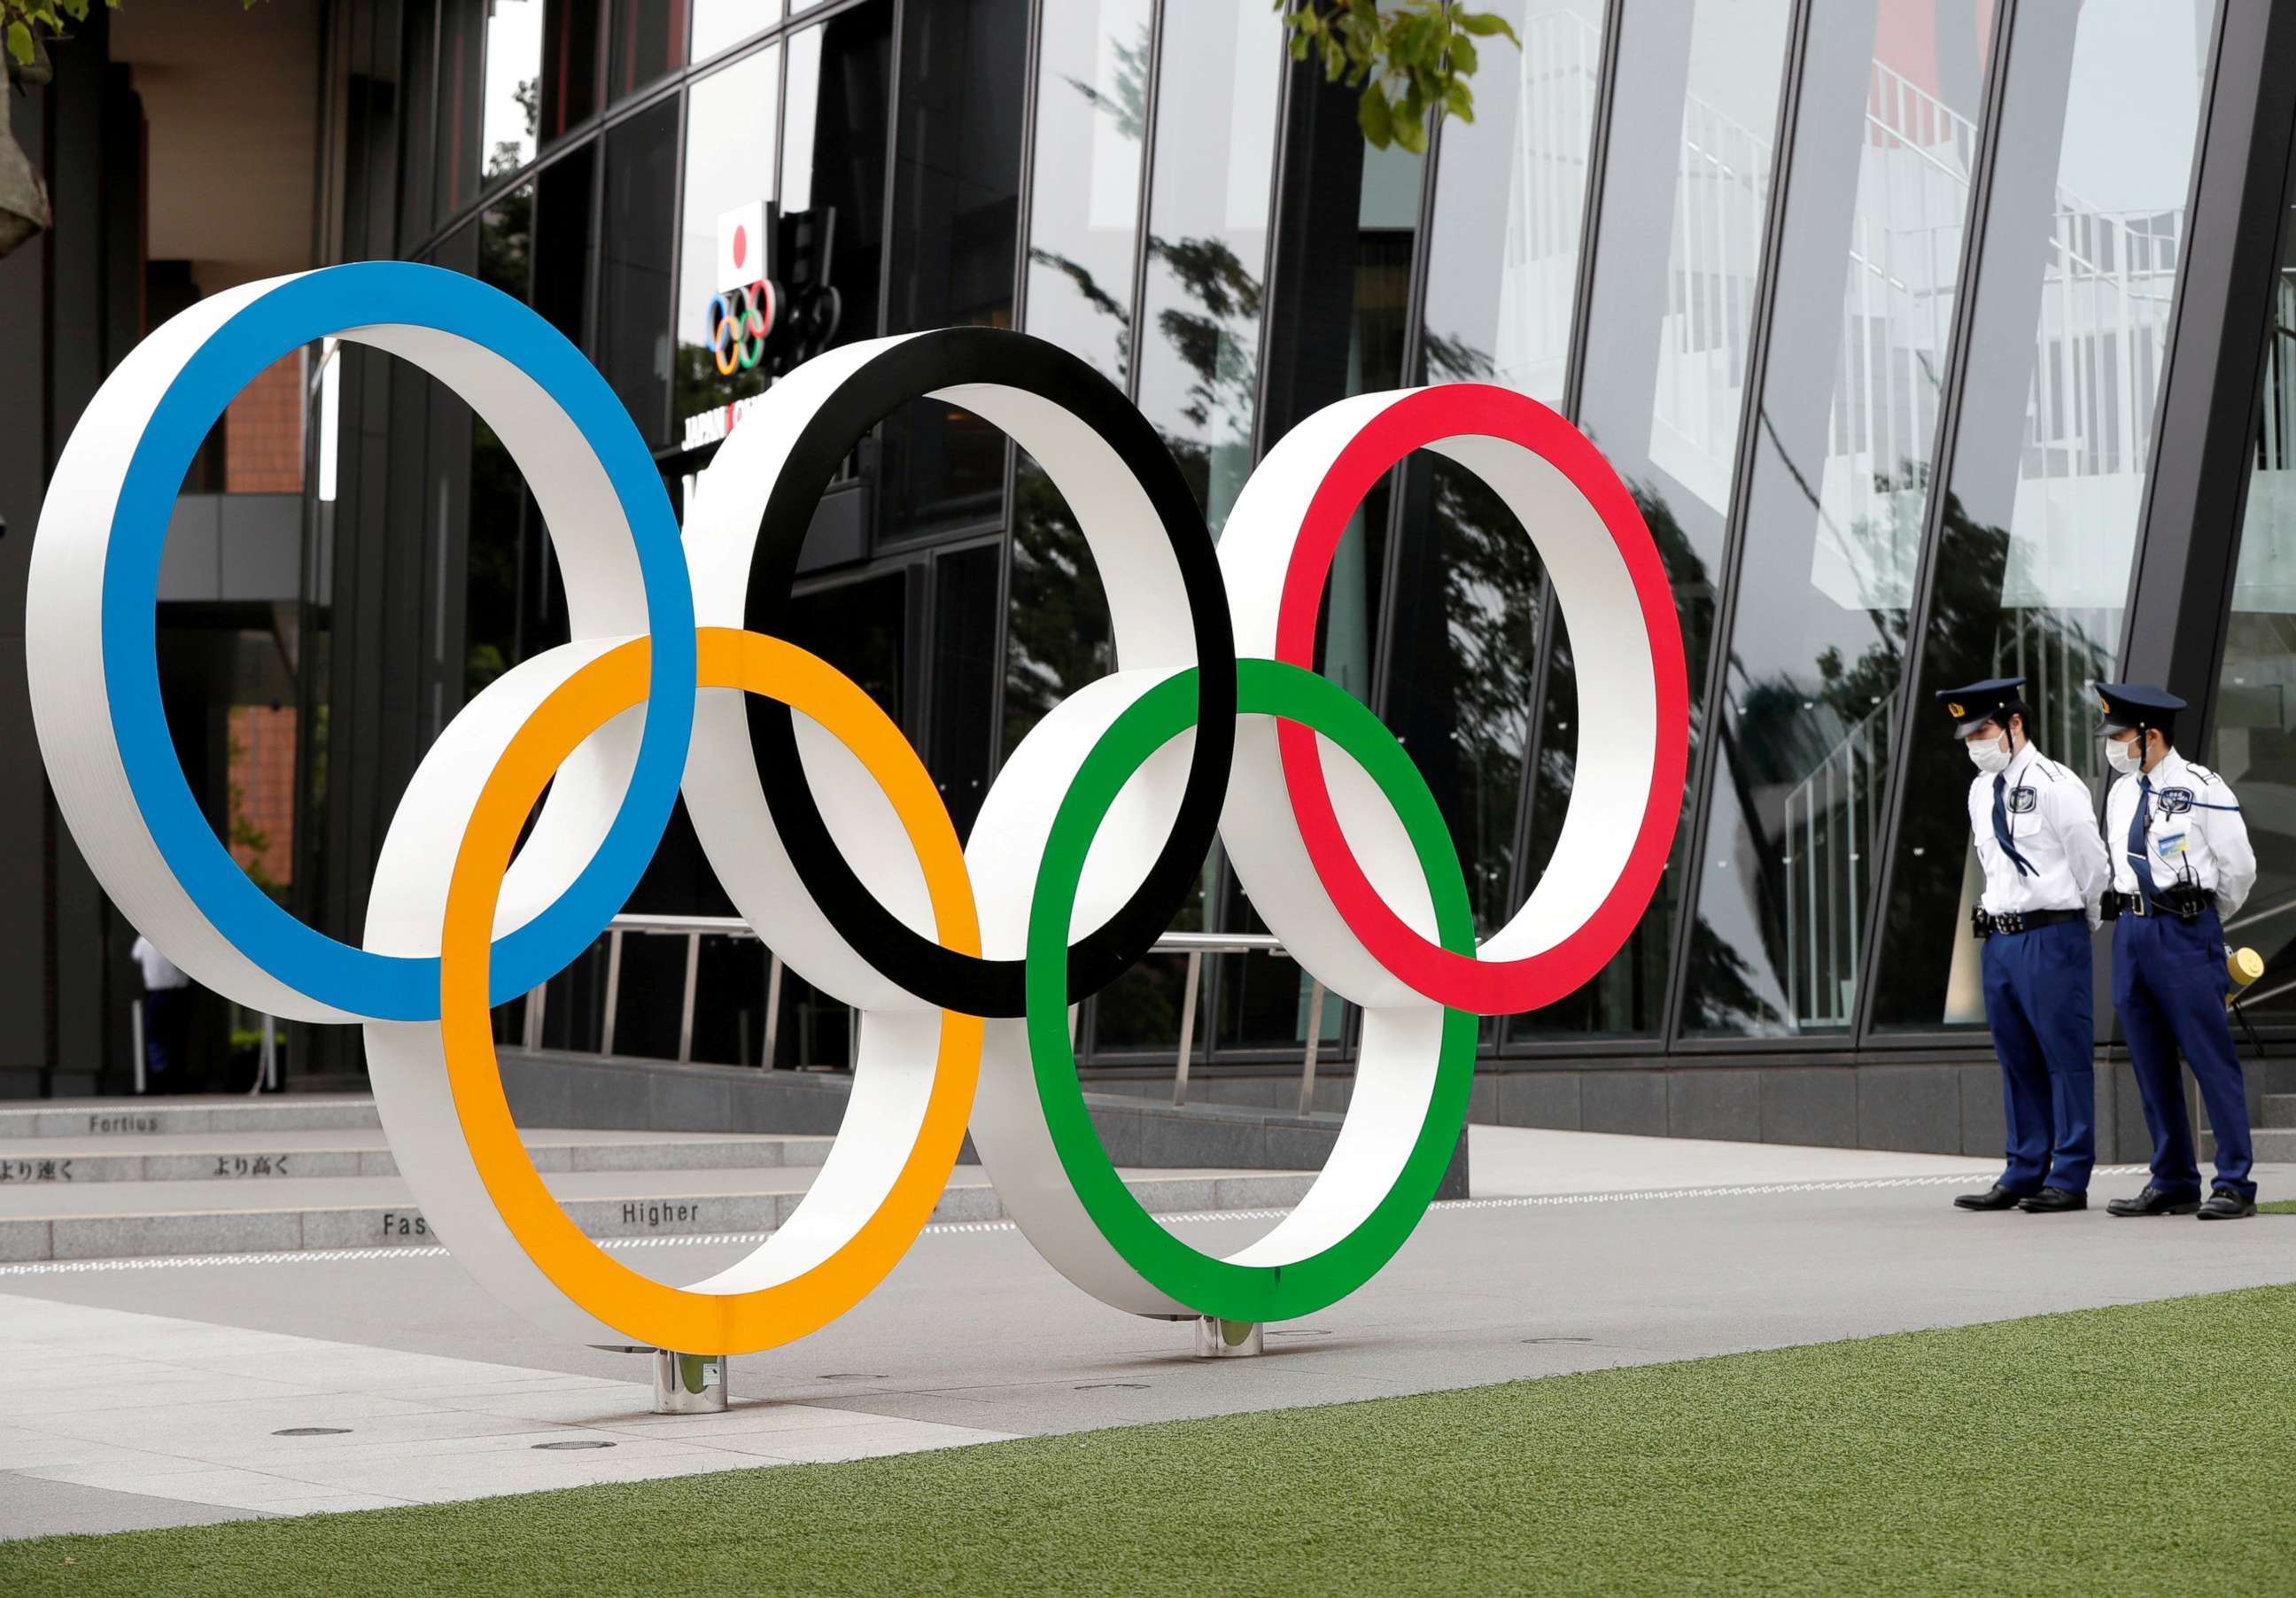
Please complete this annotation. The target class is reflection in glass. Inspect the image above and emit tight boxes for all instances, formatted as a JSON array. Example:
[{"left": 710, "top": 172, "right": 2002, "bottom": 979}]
[
  {"left": 1513, "top": 0, "right": 1793, "bottom": 1040},
  {"left": 1682, "top": 0, "right": 1993, "bottom": 1036},
  {"left": 609, "top": 0, "right": 686, "bottom": 104},
  {"left": 2210, "top": 226, "right": 2296, "bottom": 1012},
  {"left": 673, "top": 45, "right": 779, "bottom": 428},
  {"left": 1384, "top": 462, "right": 1545, "bottom": 938},
  {"left": 693, "top": 0, "right": 776, "bottom": 62},
  {"left": 539, "top": 0, "right": 602, "bottom": 146},
  {"left": 1418, "top": 0, "right": 1605, "bottom": 405},
  {"left": 770, "top": 570, "right": 909, "bottom": 1069},
  {"left": 1875, "top": 1, "right": 2209, "bottom": 1028},
  {"left": 600, "top": 97, "right": 679, "bottom": 448},
  {"left": 479, "top": 0, "right": 544, "bottom": 179},
  {"left": 881, "top": 0, "right": 1026, "bottom": 539},
  {"left": 1214, "top": 111, "right": 1425, "bottom": 1059},
  {"left": 533, "top": 142, "right": 595, "bottom": 349},
  {"left": 465, "top": 185, "right": 537, "bottom": 700},
  {"left": 1024, "top": 0, "right": 1152, "bottom": 384},
  {"left": 1395, "top": 0, "right": 1604, "bottom": 954},
  {"left": 400, "top": 0, "right": 438, "bottom": 240},
  {"left": 925, "top": 545, "right": 1001, "bottom": 842},
  {"left": 779, "top": 7, "right": 890, "bottom": 349},
  {"left": 1005, "top": 1, "right": 1146, "bottom": 781},
  {"left": 1130, "top": 0, "right": 1283, "bottom": 537}
]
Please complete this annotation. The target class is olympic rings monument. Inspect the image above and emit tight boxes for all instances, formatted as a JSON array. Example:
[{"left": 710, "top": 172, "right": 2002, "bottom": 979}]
[{"left": 26, "top": 263, "right": 1687, "bottom": 1406}]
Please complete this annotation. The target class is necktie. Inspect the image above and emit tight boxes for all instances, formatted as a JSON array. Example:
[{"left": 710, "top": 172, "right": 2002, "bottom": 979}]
[
  {"left": 1992, "top": 774, "right": 2036, "bottom": 878},
  {"left": 2128, "top": 775, "right": 2159, "bottom": 903}
]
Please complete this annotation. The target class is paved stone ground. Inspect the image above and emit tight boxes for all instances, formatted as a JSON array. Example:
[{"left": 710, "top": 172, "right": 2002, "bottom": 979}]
[{"left": 2, "top": 1128, "right": 2288, "bottom": 1540}]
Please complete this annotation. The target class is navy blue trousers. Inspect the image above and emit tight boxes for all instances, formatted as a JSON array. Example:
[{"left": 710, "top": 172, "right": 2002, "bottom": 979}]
[
  {"left": 1981, "top": 917, "right": 2095, "bottom": 1193},
  {"left": 2112, "top": 907, "right": 2255, "bottom": 1201}
]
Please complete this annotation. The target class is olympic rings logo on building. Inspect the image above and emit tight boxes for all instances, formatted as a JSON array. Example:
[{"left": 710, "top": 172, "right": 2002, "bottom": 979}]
[
  {"left": 25, "top": 262, "right": 1687, "bottom": 1356},
  {"left": 708, "top": 279, "right": 778, "bottom": 375}
]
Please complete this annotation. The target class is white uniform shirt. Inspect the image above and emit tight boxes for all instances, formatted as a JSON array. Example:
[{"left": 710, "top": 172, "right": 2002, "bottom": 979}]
[
  {"left": 2103, "top": 749, "right": 2256, "bottom": 919},
  {"left": 130, "top": 935, "right": 190, "bottom": 992},
  {"left": 1965, "top": 741, "right": 2108, "bottom": 928}
]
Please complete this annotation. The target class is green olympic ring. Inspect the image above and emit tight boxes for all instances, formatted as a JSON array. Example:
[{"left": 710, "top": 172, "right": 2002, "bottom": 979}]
[{"left": 1024, "top": 658, "right": 1478, "bottom": 1323}]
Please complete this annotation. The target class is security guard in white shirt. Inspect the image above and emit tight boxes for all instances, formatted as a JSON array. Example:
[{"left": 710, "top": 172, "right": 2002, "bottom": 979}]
[
  {"left": 2097, "top": 683, "right": 2261, "bottom": 1221},
  {"left": 1941, "top": 679, "right": 2109, "bottom": 1214}
]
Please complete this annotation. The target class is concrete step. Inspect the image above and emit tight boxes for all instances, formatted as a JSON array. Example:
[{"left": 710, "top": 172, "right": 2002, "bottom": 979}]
[
  {"left": 0, "top": 1163, "right": 1314, "bottom": 1264},
  {"left": 0, "top": 1095, "right": 381, "bottom": 1139},
  {"left": 0, "top": 1126, "right": 832, "bottom": 1184},
  {"left": 2199, "top": 1127, "right": 2295, "bottom": 1162},
  {"left": 2261, "top": 1093, "right": 2295, "bottom": 1127}
]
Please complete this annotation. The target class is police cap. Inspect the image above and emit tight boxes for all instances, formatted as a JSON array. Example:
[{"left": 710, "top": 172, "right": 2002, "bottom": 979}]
[
  {"left": 2096, "top": 682, "right": 2184, "bottom": 736},
  {"left": 1935, "top": 678, "right": 2025, "bottom": 740}
]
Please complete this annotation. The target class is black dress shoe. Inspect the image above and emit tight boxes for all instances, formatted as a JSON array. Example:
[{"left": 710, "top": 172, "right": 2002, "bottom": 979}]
[
  {"left": 2106, "top": 1185, "right": 2201, "bottom": 1217},
  {"left": 2018, "top": 1187, "right": 2087, "bottom": 1214},
  {"left": 2196, "top": 1189, "right": 2258, "bottom": 1221},
  {"left": 1953, "top": 1184, "right": 2027, "bottom": 1211}
]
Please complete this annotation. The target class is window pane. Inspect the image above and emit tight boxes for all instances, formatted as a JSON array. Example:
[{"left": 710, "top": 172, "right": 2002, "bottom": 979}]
[
  {"left": 1023, "top": 0, "right": 1152, "bottom": 384},
  {"left": 693, "top": 0, "right": 777, "bottom": 63},
  {"left": 1131, "top": 0, "right": 1283, "bottom": 538},
  {"left": 465, "top": 186, "right": 537, "bottom": 702},
  {"left": 600, "top": 97, "right": 679, "bottom": 448},
  {"left": 1679, "top": 0, "right": 1993, "bottom": 1037},
  {"left": 533, "top": 142, "right": 595, "bottom": 349},
  {"left": 674, "top": 44, "right": 779, "bottom": 431},
  {"left": 609, "top": 0, "right": 686, "bottom": 105},
  {"left": 400, "top": 0, "right": 438, "bottom": 242},
  {"left": 780, "top": 6, "right": 891, "bottom": 349},
  {"left": 540, "top": 0, "right": 602, "bottom": 145},
  {"left": 1873, "top": 1, "right": 2210, "bottom": 1029},
  {"left": 1388, "top": 0, "right": 1606, "bottom": 951},
  {"left": 1213, "top": 105, "right": 1427, "bottom": 1056},
  {"left": 1419, "top": 0, "right": 1606, "bottom": 405},
  {"left": 769, "top": 570, "right": 909, "bottom": 1071},
  {"left": 926, "top": 545, "right": 1001, "bottom": 843},
  {"left": 2206, "top": 210, "right": 2296, "bottom": 1009},
  {"left": 1512, "top": 0, "right": 1794, "bottom": 1042},
  {"left": 479, "top": 0, "right": 543, "bottom": 180},
  {"left": 880, "top": 0, "right": 1027, "bottom": 539},
  {"left": 1004, "top": 0, "right": 1151, "bottom": 764}
]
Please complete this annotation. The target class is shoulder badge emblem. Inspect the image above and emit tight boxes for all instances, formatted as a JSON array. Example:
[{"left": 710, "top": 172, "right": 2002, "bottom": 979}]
[
  {"left": 2157, "top": 787, "right": 2194, "bottom": 816},
  {"left": 2007, "top": 787, "right": 2037, "bottom": 815}
]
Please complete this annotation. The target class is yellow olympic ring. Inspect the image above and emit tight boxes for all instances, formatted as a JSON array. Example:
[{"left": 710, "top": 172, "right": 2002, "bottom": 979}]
[{"left": 438, "top": 627, "right": 983, "bottom": 1353}]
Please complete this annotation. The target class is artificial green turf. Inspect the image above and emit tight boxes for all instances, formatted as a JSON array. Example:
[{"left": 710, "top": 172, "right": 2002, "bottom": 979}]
[{"left": 7, "top": 1284, "right": 2293, "bottom": 1597}]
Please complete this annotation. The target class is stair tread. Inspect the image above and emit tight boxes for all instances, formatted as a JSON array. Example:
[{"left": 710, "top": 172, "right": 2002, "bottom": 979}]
[
  {"left": 0, "top": 1127, "right": 827, "bottom": 1159},
  {"left": 0, "top": 1165, "right": 1293, "bottom": 1222}
]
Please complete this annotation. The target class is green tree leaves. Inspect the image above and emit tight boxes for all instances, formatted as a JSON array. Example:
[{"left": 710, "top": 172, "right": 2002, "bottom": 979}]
[{"left": 1274, "top": 1, "right": 1519, "bottom": 153}]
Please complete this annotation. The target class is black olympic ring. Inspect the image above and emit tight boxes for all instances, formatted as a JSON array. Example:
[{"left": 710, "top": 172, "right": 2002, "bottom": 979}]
[{"left": 741, "top": 327, "right": 1237, "bottom": 1017}]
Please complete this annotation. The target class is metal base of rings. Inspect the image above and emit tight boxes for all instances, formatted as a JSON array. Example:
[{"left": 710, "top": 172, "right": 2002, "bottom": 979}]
[
  {"left": 1193, "top": 1317, "right": 1264, "bottom": 1358},
  {"left": 651, "top": 1349, "right": 728, "bottom": 1413}
]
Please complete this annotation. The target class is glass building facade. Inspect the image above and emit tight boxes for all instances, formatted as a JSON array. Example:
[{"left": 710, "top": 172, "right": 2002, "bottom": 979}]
[{"left": 18, "top": 0, "right": 2278, "bottom": 1149}]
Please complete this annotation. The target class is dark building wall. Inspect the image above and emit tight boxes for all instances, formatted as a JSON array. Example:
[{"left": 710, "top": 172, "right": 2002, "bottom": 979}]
[
  {"left": 0, "top": 12, "right": 146, "bottom": 1097},
  {"left": 0, "top": 78, "right": 52, "bottom": 1085}
]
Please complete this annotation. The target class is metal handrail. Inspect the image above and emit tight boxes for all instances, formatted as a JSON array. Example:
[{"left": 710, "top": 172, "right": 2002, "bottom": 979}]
[{"left": 533, "top": 917, "right": 1333, "bottom": 1115}]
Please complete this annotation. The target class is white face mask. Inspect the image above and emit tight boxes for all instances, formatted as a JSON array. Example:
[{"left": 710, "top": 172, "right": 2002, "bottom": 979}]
[
  {"left": 2106, "top": 737, "right": 2144, "bottom": 777},
  {"left": 1966, "top": 733, "right": 2013, "bottom": 775}
]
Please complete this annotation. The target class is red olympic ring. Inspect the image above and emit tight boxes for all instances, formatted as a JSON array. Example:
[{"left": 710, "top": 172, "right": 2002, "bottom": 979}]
[{"left": 1272, "top": 384, "right": 1690, "bottom": 1015}]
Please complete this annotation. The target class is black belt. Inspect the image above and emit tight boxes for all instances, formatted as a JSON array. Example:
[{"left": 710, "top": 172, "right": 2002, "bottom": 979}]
[
  {"left": 1972, "top": 906, "right": 2085, "bottom": 939},
  {"left": 2102, "top": 888, "right": 2210, "bottom": 922}
]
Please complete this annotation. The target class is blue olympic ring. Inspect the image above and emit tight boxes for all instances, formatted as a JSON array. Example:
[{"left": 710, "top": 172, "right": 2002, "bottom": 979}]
[{"left": 101, "top": 262, "right": 697, "bottom": 1018}]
